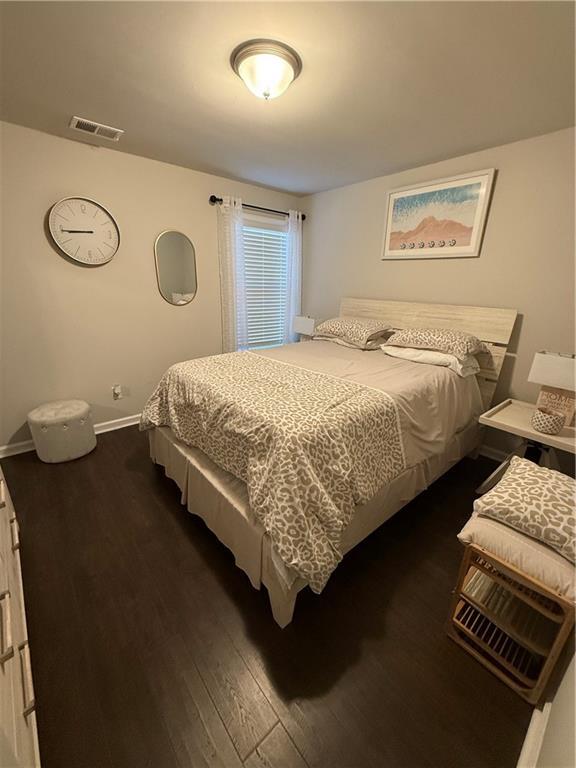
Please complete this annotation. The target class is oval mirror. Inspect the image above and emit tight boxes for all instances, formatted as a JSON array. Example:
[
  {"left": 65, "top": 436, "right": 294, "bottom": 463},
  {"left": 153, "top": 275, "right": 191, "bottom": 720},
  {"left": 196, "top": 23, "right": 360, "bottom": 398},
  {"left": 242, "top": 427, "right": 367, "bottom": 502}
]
[{"left": 154, "top": 231, "right": 197, "bottom": 306}]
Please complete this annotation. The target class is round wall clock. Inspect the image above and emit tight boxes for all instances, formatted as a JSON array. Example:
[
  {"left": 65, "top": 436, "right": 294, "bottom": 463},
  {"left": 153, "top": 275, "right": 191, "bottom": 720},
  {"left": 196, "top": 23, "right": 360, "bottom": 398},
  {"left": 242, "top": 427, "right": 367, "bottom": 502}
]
[{"left": 48, "top": 197, "right": 120, "bottom": 265}]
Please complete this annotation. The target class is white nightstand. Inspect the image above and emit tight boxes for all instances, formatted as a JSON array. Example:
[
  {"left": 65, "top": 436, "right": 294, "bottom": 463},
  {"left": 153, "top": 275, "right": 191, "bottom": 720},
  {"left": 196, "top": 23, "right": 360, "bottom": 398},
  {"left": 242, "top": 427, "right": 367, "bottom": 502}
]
[
  {"left": 293, "top": 316, "right": 315, "bottom": 342},
  {"left": 477, "top": 398, "right": 575, "bottom": 493}
]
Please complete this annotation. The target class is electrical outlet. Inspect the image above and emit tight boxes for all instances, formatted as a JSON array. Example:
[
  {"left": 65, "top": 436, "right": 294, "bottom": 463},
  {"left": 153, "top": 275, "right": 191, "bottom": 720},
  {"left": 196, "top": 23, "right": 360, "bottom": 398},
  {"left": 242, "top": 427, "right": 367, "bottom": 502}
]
[{"left": 112, "top": 384, "right": 123, "bottom": 400}]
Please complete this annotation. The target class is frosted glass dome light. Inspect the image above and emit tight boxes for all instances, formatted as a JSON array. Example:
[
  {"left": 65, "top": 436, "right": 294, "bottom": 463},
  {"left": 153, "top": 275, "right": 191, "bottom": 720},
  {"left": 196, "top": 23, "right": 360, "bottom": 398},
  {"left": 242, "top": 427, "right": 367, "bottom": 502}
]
[{"left": 231, "top": 39, "right": 302, "bottom": 100}]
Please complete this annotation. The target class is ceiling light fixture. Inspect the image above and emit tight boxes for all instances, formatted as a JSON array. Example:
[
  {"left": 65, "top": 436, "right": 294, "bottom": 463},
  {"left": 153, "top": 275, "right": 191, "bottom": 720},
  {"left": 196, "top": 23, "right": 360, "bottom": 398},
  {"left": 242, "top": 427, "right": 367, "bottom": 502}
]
[{"left": 231, "top": 39, "right": 302, "bottom": 100}]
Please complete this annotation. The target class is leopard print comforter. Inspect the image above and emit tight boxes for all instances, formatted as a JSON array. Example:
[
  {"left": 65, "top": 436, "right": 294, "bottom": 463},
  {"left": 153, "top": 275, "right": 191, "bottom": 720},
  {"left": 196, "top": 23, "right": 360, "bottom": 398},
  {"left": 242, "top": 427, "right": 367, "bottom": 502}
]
[{"left": 140, "top": 351, "right": 406, "bottom": 592}]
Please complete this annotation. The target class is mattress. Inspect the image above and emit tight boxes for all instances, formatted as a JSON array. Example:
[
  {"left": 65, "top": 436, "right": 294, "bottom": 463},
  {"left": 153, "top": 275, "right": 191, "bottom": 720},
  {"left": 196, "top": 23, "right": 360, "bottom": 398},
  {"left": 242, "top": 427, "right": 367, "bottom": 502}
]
[{"left": 141, "top": 341, "right": 483, "bottom": 592}]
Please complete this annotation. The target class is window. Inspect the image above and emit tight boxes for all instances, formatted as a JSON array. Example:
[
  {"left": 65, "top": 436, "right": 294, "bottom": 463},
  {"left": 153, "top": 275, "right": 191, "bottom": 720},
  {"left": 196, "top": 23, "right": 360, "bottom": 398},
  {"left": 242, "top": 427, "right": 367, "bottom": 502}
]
[
  {"left": 216, "top": 198, "right": 302, "bottom": 354},
  {"left": 242, "top": 218, "right": 289, "bottom": 350}
]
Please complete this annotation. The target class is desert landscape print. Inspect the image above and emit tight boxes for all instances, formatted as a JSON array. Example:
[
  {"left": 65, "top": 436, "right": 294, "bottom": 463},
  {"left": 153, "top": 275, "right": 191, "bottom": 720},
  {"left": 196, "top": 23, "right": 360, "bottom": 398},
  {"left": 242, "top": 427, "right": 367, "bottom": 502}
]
[
  {"left": 388, "top": 181, "right": 481, "bottom": 251},
  {"left": 389, "top": 215, "right": 473, "bottom": 249}
]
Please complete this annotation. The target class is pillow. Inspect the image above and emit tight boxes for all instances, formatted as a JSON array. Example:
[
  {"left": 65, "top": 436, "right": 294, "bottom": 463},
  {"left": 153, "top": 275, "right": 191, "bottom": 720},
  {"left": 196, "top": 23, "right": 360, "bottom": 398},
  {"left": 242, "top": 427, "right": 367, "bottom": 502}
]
[
  {"left": 474, "top": 456, "right": 575, "bottom": 563},
  {"left": 383, "top": 327, "right": 488, "bottom": 361},
  {"left": 314, "top": 335, "right": 383, "bottom": 351},
  {"left": 381, "top": 346, "right": 480, "bottom": 377},
  {"left": 313, "top": 316, "right": 391, "bottom": 350},
  {"left": 458, "top": 515, "right": 575, "bottom": 602},
  {"left": 172, "top": 293, "right": 194, "bottom": 304}
]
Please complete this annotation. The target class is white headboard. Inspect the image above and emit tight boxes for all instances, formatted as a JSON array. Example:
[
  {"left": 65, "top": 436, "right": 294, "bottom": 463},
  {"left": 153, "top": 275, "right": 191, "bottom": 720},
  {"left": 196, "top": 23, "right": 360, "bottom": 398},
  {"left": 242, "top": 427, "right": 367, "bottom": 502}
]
[{"left": 340, "top": 297, "right": 518, "bottom": 408}]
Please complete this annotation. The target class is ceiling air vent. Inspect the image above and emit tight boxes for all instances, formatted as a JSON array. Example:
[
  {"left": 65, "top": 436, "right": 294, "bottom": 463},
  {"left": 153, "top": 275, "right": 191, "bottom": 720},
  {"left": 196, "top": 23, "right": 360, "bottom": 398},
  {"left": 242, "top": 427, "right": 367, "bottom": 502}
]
[{"left": 69, "top": 116, "right": 124, "bottom": 142}]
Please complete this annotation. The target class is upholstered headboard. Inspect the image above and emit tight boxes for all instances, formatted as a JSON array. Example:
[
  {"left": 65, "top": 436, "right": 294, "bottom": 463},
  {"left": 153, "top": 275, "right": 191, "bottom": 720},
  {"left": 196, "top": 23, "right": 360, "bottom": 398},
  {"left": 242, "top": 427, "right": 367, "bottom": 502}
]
[{"left": 339, "top": 297, "right": 517, "bottom": 409}]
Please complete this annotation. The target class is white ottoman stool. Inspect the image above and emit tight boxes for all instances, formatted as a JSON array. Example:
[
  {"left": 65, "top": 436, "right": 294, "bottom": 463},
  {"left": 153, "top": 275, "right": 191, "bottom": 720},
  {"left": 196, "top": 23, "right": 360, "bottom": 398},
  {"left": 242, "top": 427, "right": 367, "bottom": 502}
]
[{"left": 27, "top": 400, "right": 96, "bottom": 463}]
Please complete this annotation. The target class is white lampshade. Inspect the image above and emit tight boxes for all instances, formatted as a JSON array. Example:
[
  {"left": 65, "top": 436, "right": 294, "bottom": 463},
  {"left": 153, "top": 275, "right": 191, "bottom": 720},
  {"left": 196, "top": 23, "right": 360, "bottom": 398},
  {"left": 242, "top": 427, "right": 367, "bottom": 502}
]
[
  {"left": 293, "top": 315, "right": 316, "bottom": 336},
  {"left": 231, "top": 40, "right": 302, "bottom": 100},
  {"left": 528, "top": 351, "right": 576, "bottom": 391}
]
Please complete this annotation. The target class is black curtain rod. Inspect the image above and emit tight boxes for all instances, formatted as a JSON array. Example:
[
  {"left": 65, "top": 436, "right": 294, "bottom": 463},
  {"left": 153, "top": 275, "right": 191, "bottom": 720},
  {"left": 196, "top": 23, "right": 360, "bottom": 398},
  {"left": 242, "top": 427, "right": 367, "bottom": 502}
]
[{"left": 209, "top": 195, "right": 306, "bottom": 221}]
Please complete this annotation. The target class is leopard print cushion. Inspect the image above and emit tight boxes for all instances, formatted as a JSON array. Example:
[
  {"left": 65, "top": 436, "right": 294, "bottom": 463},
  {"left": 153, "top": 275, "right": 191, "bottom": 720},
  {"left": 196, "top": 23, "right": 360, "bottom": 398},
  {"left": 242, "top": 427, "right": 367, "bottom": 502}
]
[
  {"left": 141, "top": 351, "right": 406, "bottom": 592},
  {"left": 384, "top": 327, "right": 488, "bottom": 361},
  {"left": 475, "top": 456, "right": 575, "bottom": 563},
  {"left": 313, "top": 316, "right": 391, "bottom": 349}
]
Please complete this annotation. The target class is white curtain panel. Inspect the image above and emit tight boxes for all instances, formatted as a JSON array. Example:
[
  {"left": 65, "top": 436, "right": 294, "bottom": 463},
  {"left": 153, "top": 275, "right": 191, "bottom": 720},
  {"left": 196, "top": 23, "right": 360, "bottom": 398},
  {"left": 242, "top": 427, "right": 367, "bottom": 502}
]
[
  {"left": 284, "top": 210, "right": 303, "bottom": 344},
  {"left": 217, "top": 196, "right": 248, "bottom": 352}
]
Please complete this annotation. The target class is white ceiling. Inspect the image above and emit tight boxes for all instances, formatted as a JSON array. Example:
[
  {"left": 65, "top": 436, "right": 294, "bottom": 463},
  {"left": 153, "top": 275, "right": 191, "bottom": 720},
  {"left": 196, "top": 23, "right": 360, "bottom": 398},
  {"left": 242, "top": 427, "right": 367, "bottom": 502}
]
[{"left": 1, "top": 2, "right": 573, "bottom": 195}]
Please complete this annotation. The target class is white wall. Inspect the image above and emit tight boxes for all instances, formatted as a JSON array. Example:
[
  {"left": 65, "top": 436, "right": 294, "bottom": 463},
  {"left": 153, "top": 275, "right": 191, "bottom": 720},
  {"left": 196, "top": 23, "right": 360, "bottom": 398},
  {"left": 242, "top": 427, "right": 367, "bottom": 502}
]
[
  {"left": 0, "top": 122, "right": 302, "bottom": 446},
  {"left": 537, "top": 656, "right": 575, "bottom": 768},
  {"left": 302, "top": 128, "right": 575, "bottom": 450},
  {"left": 518, "top": 655, "right": 575, "bottom": 768},
  {"left": 2, "top": 123, "right": 574, "bottom": 452}
]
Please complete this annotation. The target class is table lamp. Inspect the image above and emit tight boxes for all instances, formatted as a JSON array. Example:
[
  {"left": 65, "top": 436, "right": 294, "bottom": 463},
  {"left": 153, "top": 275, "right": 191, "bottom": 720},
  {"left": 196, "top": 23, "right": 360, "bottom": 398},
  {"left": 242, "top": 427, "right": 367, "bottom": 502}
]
[{"left": 528, "top": 351, "right": 576, "bottom": 434}]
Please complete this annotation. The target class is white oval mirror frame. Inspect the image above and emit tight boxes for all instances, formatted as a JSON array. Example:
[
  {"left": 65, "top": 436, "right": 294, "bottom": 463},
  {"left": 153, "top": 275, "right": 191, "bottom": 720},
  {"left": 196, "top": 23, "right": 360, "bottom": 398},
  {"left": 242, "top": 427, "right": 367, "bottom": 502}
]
[{"left": 154, "top": 231, "right": 197, "bottom": 306}]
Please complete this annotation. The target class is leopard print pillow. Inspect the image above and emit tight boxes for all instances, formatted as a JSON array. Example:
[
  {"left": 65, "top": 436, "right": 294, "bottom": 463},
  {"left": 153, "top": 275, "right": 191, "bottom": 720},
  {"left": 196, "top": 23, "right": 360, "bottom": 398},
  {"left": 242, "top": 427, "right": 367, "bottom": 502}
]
[
  {"left": 474, "top": 456, "right": 575, "bottom": 563},
  {"left": 383, "top": 327, "right": 488, "bottom": 361},
  {"left": 314, "top": 316, "right": 391, "bottom": 349}
]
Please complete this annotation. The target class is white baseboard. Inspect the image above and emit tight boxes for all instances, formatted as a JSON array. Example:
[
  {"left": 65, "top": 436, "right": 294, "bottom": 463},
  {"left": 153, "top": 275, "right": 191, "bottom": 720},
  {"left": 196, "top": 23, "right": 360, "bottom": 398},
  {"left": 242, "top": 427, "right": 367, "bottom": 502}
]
[
  {"left": 0, "top": 439, "right": 35, "bottom": 460},
  {"left": 0, "top": 413, "right": 141, "bottom": 459},
  {"left": 479, "top": 444, "right": 508, "bottom": 462},
  {"left": 94, "top": 414, "right": 141, "bottom": 435},
  {"left": 516, "top": 701, "right": 552, "bottom": 768}
]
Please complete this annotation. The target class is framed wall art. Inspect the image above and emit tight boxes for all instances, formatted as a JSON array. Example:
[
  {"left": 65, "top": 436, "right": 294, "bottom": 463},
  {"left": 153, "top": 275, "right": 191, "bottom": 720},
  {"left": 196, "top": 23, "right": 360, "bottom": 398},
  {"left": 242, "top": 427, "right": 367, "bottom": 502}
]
[{"left": 382, "top": 168, "right": 495, "bottom": 260}]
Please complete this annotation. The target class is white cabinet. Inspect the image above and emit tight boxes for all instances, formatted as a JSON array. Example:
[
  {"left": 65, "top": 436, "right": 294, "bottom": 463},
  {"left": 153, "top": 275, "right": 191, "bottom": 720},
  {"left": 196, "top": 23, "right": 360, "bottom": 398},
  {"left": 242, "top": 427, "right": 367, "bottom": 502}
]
[{"left": 0, "top": 471, "right": 41, "bottom": 768}]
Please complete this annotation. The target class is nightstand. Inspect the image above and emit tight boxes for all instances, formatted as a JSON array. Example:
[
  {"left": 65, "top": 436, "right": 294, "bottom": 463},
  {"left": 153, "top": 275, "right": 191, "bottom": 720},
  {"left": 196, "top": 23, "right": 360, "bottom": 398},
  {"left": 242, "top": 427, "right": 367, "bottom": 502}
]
[
  {"left": 293, "top": 315, "right": 315, "bottom": 342},
  {"left": 477, "top": 398, "right": 575, "bottom": 493}
]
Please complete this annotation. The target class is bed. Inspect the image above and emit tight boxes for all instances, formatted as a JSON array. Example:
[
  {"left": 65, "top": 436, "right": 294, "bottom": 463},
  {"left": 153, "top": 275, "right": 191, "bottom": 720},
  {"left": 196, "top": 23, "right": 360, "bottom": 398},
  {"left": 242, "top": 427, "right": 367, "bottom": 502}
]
[{"left": 141, "top": 298, "right": 517, "bottom": 626}]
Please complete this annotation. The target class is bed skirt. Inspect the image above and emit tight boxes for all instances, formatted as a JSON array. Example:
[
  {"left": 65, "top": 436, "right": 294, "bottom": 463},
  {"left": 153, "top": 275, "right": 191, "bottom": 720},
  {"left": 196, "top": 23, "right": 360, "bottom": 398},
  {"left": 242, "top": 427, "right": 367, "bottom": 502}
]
[{"left": 148, "top": 421, "right": 481, "bottom": 627}]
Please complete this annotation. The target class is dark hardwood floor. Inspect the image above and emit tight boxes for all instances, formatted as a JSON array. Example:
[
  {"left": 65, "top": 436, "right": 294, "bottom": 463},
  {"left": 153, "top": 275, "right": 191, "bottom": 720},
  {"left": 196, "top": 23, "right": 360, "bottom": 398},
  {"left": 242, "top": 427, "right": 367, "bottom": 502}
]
[{"left": 1, "top": 427, "right": 532, "bottom": 768}]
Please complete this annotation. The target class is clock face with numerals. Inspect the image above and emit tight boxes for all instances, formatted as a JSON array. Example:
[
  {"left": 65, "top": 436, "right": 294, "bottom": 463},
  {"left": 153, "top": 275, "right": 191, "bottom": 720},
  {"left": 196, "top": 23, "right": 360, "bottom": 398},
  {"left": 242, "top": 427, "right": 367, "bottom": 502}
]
[{"left": 48, "top": 197, "right": 120, "bottom": 265}]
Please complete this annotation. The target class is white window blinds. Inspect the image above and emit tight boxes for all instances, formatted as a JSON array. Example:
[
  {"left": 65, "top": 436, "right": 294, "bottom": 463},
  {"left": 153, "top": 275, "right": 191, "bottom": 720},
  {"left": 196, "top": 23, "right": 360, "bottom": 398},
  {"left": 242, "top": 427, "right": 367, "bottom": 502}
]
[
  {"left": 242, "top": 217, "right": 289, "bottom": 350},
  {"left": 217, "top": 197, "right": 302, "bottom": 352}
]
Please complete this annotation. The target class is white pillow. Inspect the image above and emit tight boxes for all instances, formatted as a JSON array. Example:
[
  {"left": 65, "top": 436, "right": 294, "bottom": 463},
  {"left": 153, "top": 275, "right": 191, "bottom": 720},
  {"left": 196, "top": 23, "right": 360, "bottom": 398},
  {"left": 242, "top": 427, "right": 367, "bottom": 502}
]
[
  {"left": 314, "top": 334, "right": 383, "bottom": 350},
  {"left": 458, "top": 515, "right": 575, "bottom": 603},
  {"left": 381, "top": 345, "right": 480, "bottom": 377},
  {"left": 172, "top": 292, "right": 194, "bottom": 305}
]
